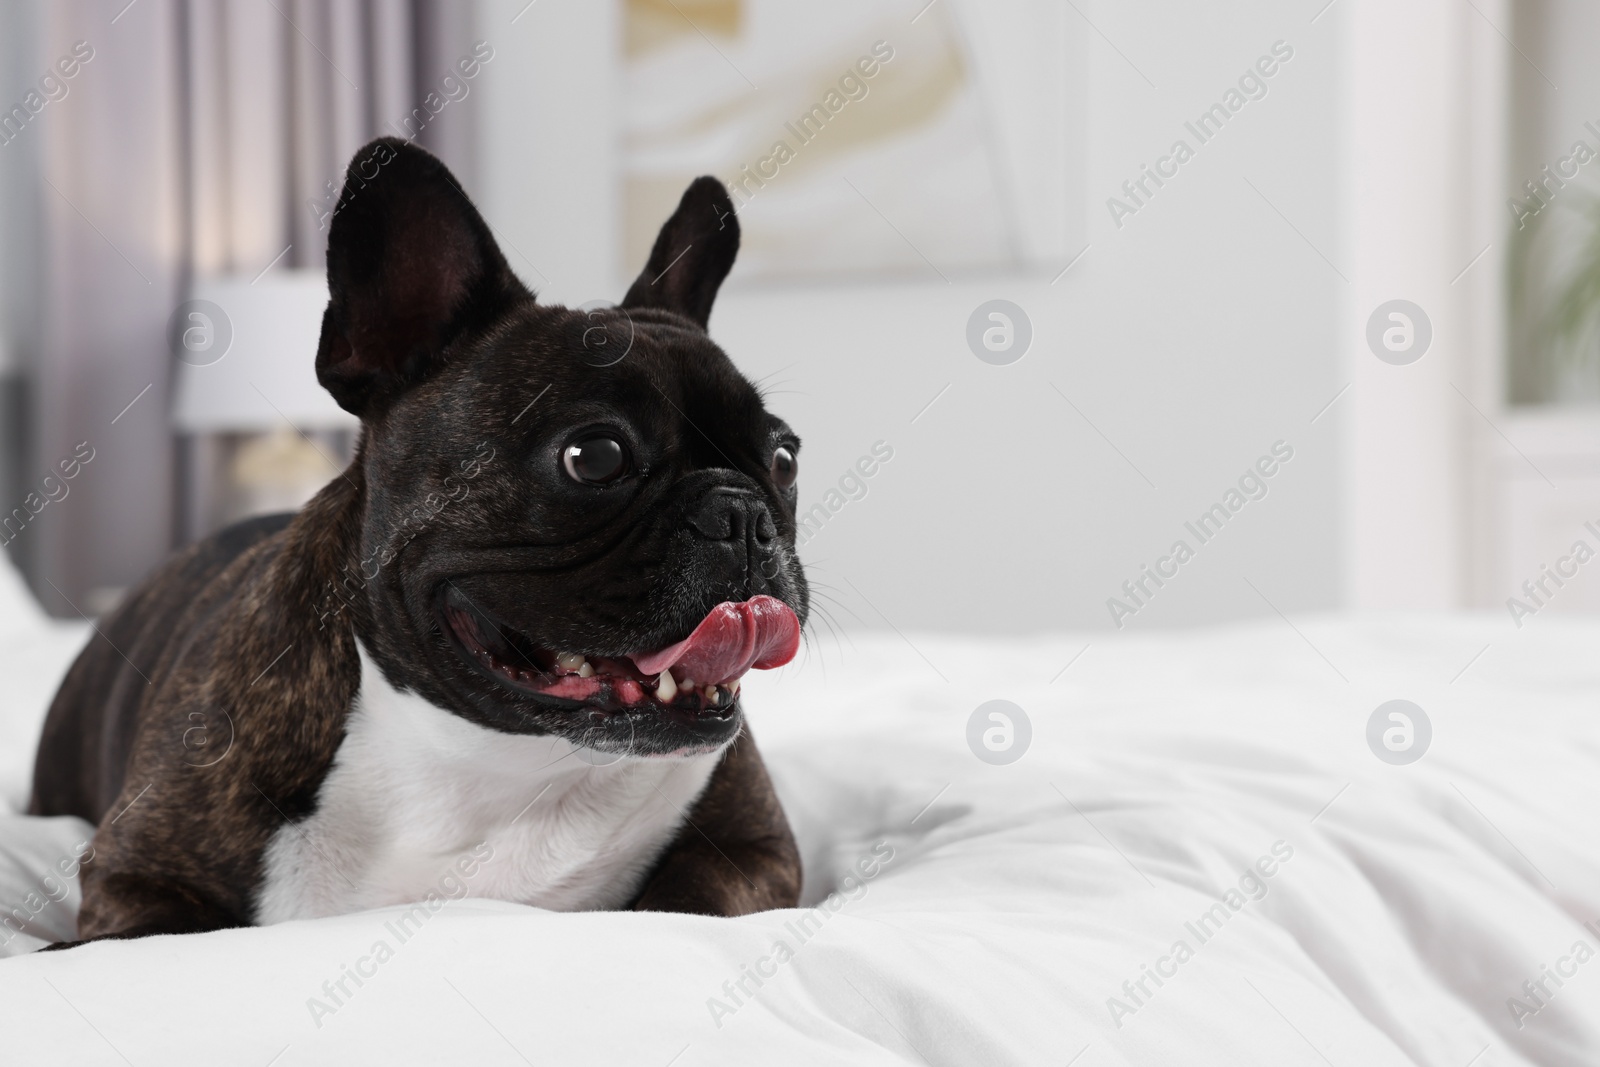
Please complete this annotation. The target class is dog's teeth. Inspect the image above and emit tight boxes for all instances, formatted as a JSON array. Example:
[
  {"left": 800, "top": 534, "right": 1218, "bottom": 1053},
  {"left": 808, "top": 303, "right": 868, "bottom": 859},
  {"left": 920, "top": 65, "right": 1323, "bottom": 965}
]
[
  {"left": 576, "top": 661, "right": 595, "bottom": 678},
  {"left": 656, "top": 670, "right": 678, "bottom": 702},
  {"left": 703, "top": 684, "right": 717, "bottom": 703},
  {"left": 729, "top": 678, "right": 741, "bottom": 697},
  {"left": 555, "top": 651, "right": 586, "bottom": 671}
]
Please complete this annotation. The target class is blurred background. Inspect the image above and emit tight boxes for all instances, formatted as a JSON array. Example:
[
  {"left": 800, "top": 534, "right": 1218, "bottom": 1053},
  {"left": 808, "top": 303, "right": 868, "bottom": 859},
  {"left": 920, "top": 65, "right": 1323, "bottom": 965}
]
[{"left": 0, "top": 0, "right": 1593, "bottom": 639}]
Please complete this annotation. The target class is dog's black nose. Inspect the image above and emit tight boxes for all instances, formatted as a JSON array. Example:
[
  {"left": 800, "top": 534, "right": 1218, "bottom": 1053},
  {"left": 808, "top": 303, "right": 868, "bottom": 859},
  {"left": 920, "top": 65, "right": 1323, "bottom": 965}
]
[{"left": 688, "top": 487, "right": 775, "bottom": 545}]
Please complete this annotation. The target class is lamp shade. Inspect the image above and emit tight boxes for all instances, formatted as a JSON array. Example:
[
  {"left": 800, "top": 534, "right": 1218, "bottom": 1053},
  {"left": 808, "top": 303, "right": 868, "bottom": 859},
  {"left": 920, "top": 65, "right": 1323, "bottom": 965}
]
[{"left": 170, "top": 272, "right": 356, "bottom": 433}]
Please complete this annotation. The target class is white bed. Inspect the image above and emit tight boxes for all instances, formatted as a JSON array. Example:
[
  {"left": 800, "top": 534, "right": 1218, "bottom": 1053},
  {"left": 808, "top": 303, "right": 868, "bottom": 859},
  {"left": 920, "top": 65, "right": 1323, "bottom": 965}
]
[{"left": 2, "top": 553, "right": 1597, "bottom": 1065}]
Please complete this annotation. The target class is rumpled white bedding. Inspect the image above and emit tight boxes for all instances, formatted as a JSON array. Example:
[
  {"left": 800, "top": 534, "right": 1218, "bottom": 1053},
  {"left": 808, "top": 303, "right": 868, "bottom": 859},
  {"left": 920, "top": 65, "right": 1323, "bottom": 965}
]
[{"left": 2, "top": 595, "right": 1598, "bottom": 1065}]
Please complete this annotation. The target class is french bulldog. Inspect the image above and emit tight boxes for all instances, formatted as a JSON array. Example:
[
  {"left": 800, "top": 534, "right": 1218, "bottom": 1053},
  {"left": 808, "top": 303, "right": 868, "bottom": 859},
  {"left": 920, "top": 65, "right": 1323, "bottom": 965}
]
[{"left": 28, "top": 137, "right": 808, "bottom": 943}]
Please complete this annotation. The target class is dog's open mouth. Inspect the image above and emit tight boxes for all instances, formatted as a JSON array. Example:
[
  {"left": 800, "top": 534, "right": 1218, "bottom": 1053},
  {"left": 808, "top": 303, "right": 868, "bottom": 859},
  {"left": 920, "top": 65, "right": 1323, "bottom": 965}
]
[{"left": 440, "top": 587, "right": 800, "bottom": 715}]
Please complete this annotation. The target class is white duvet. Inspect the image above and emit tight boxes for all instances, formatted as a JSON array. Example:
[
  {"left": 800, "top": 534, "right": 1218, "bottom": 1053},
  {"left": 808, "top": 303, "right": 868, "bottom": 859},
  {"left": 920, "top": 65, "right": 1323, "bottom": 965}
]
[{"left": 3, "top": 601, "right": 1599, "bottom": 1066}]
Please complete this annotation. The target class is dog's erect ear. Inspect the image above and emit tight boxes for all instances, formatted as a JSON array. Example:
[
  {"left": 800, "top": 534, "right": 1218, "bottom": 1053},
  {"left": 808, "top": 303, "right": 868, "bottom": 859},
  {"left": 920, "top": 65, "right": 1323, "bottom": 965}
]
[
  {"left": 316, "top": 137, "right": 525, "bottom": 419},
  {"left": 621, "top": 177, "right": 740, "bottom": 329}
]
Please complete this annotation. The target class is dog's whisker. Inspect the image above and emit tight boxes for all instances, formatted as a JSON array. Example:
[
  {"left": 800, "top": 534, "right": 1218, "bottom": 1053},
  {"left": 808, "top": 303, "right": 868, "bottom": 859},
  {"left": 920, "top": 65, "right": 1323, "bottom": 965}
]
[
  {"left": 805, "top": 584, "right": 869, "bottom": 629},
  {"left": 749, "top": 361, "right": 801, "bottom": 389},
  {"left": 799, "top": 600, "right": 853, "bottom": 677}
]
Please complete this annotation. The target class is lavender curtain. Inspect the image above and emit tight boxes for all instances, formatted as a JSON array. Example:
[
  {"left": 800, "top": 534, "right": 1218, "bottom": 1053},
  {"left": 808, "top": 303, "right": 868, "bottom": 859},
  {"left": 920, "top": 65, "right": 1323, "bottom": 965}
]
[{"left": 21, "top": 0, "right": 474, "bottom": 617}]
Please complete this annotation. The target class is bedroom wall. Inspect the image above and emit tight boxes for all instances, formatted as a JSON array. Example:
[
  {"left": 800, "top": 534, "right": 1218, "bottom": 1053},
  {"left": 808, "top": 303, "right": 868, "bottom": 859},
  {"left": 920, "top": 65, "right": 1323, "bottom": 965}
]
[{"left": 477, "top": 0, "right": 1343, "bottom": 635}]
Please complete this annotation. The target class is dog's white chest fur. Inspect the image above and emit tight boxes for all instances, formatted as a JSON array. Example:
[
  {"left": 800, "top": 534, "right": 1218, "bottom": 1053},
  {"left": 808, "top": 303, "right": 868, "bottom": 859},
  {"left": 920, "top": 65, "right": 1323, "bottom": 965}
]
[{"left": 254, "top": 644, "right": 720, "bottom": 924}]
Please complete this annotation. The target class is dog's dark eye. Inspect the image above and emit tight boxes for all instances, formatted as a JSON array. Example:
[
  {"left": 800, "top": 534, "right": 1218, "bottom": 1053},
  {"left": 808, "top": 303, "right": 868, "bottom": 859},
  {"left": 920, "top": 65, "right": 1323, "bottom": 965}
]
[
  {"left": 563, "top": 435, "right": 628, "bottom": 485},
  {"left": 770, "top": 446, "right": 798, "bottom": 490}
]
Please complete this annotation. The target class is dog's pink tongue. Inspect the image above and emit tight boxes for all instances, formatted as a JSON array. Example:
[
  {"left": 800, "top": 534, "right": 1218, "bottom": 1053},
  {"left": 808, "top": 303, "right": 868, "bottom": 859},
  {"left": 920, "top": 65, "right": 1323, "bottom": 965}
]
[{"left": 630, "top": 596, "right": 800, "bottom": 683}]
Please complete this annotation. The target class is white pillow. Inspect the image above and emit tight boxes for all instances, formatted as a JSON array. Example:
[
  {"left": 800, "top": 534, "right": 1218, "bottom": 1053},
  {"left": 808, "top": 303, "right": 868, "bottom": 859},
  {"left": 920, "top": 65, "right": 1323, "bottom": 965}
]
[
  {"left": 0, "top": 546, "right": 47, "bottom": 641},
  {"left": 0, "top": 550, "right": 98, "bottom": 951},
  {"left": 0, "top": 812, "right": 94, "bottom": 954},
  {"left": 0, "top": 550, "right": 92, "bottom": 812}
]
